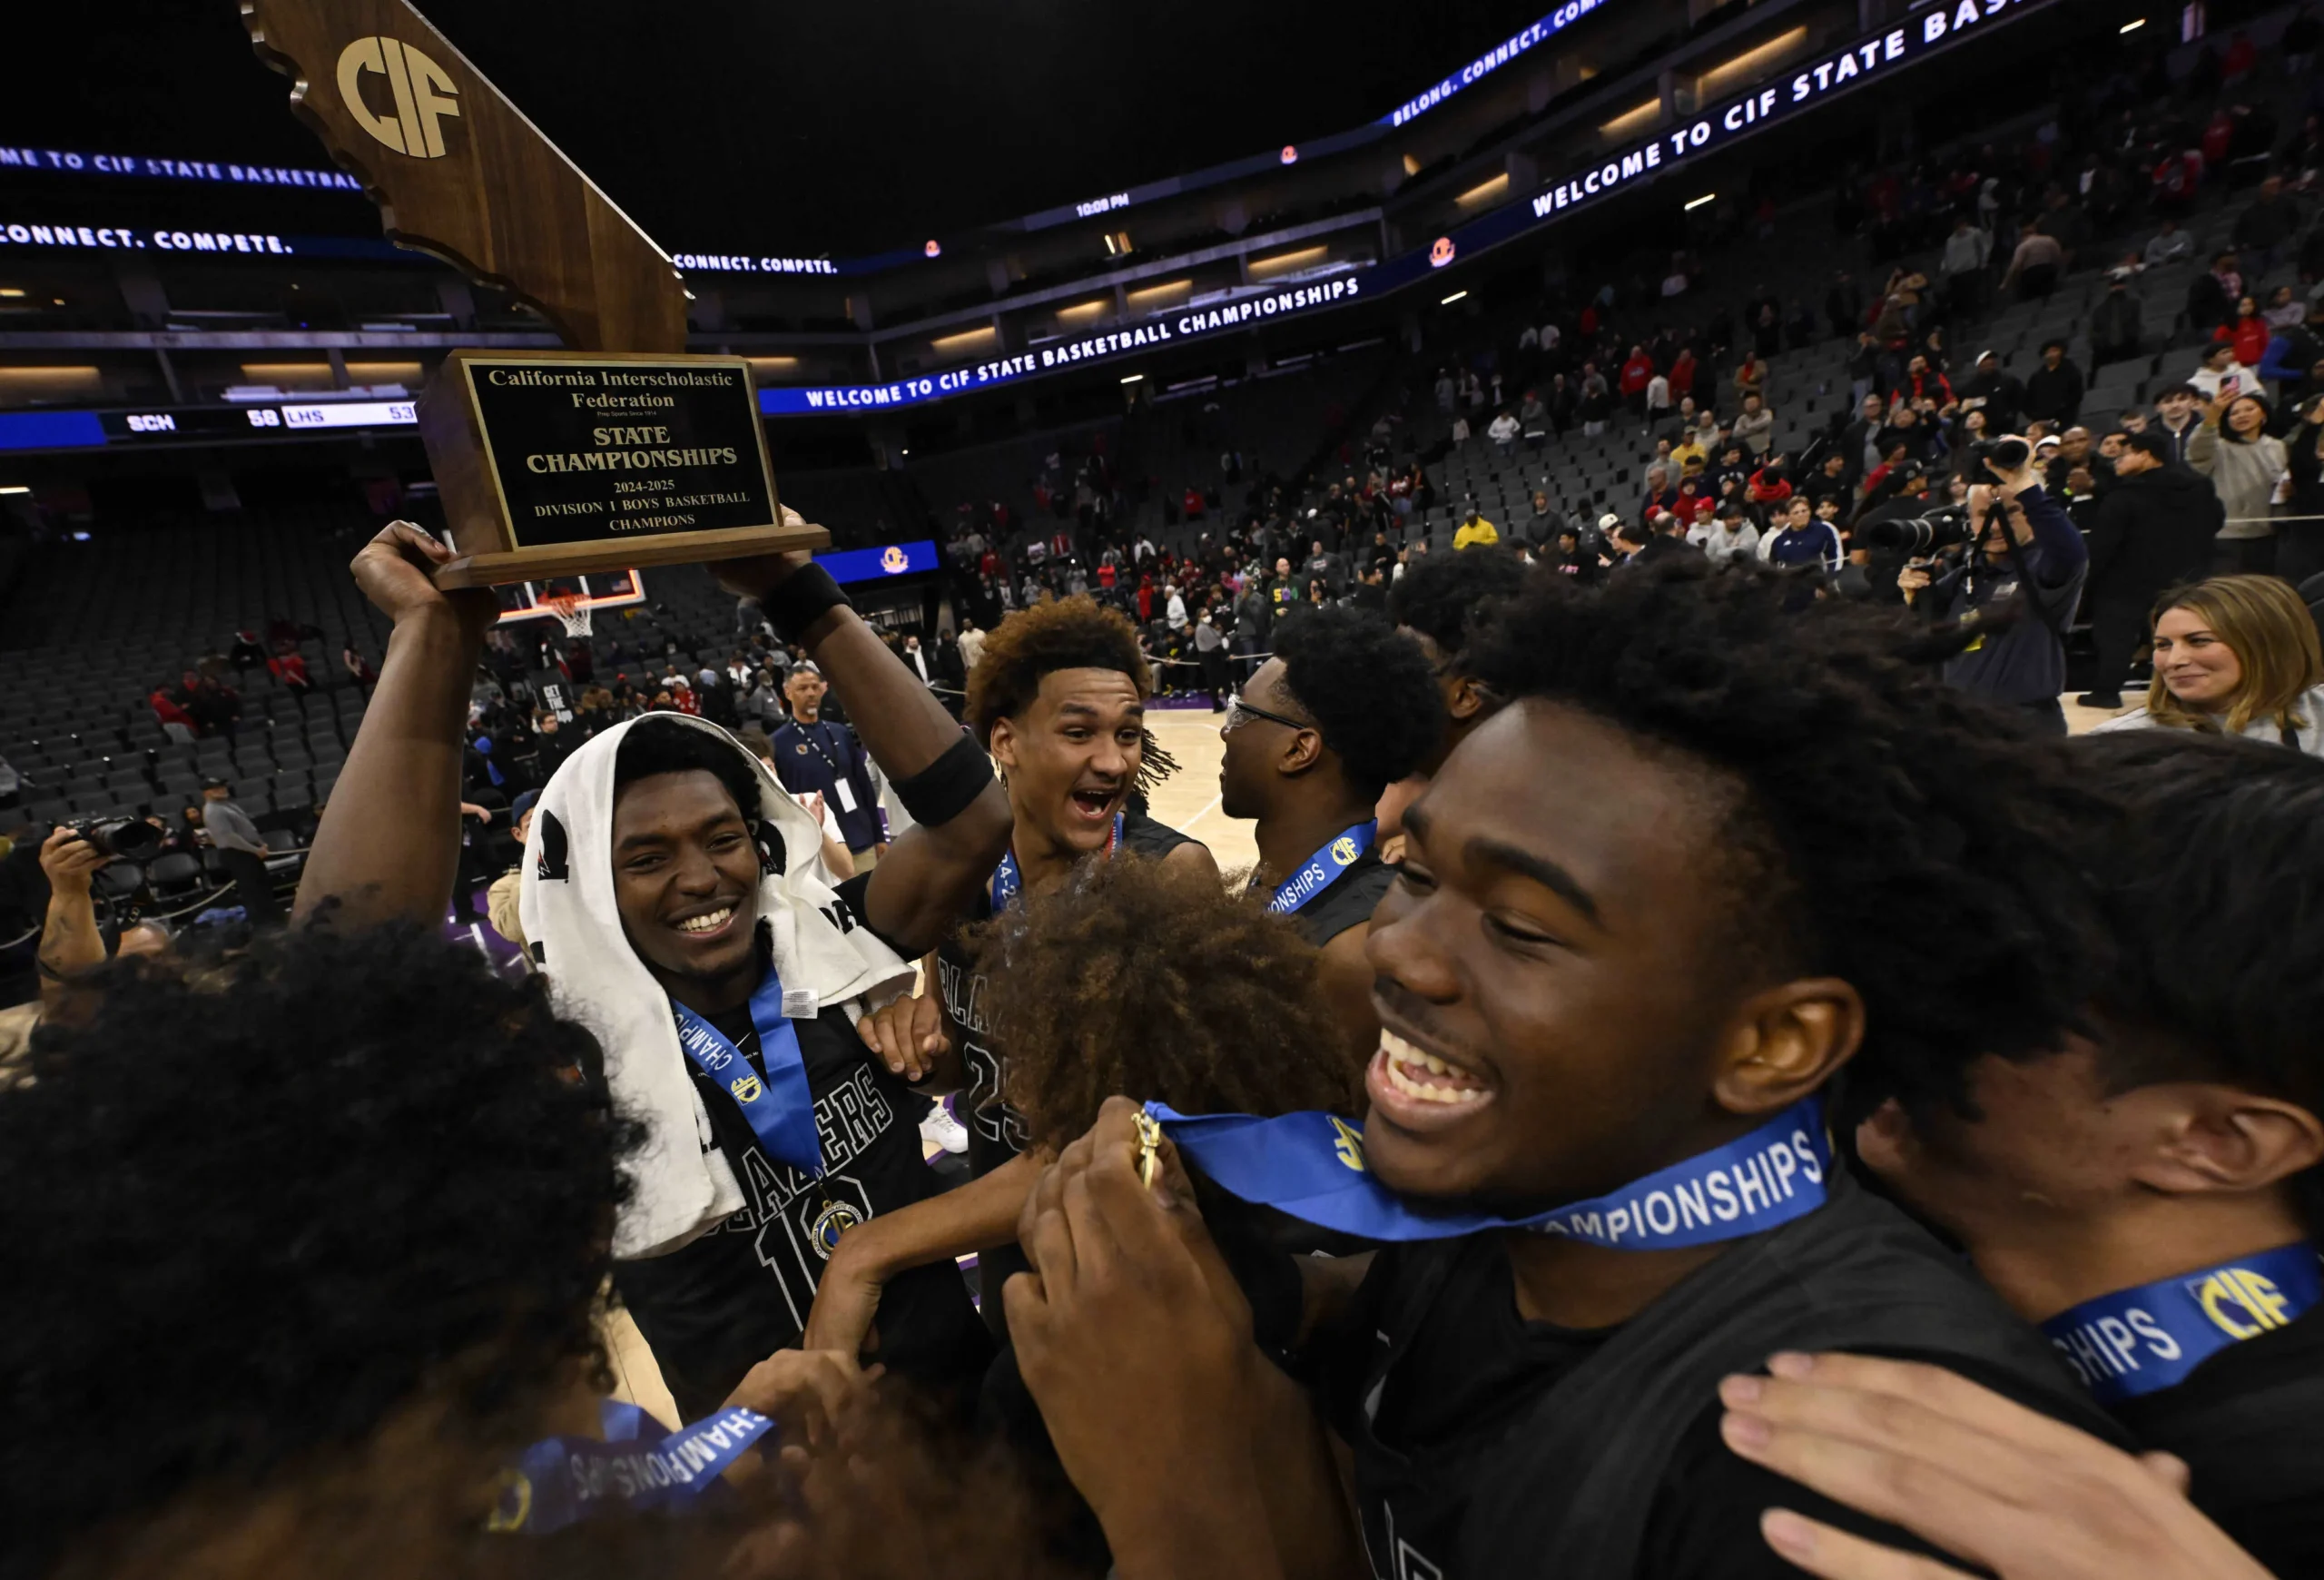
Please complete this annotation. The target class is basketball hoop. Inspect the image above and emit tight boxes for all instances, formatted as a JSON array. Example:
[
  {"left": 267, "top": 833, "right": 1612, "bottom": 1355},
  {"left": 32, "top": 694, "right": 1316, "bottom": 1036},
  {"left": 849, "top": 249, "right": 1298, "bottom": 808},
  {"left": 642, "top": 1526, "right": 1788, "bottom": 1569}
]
[{"left": 539, "top": 592, "right": 593, "bottom": 640}]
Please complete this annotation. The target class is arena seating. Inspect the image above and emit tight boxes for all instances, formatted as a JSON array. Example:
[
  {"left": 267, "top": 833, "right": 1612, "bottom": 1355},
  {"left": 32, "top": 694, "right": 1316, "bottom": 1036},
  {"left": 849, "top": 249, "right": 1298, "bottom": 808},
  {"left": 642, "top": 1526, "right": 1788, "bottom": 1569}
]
[
  {"left": 1388, "top": 175, "right": 2290, "bottom": 557},
  {"left": 0, "top": 40, "right": 2309, "bottom": 844}
]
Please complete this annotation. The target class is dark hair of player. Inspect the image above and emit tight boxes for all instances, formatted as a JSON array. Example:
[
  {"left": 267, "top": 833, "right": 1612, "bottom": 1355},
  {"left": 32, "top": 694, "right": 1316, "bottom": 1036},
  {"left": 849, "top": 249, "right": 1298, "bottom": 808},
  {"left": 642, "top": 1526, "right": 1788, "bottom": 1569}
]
[
  {"left": 1384, "top": 545, "right": 1532, "bottom": 661},
  {"left": 982, "top": 857, "right": 1363, "bottom": 1150},
  {"left": 963, "top": 596, "right": 1177, "bottom": 792},
  {"left": 0, "top": 924, "right": 633, "bottom": 1580},
  {"left": 1461, "top": 567, "right": 2110, "bottom": 1120},
  {"left": 1272, "top": 607, "right": 1446, "bottom": 801},
  {"left": 964, "top": 597, "right": 1150, "bottom": 746},
  {"left": 615, "top": 716, "right": 762, "bottom": 820},
  {"left": 2070, "top": 731, "right": 2324, "bottom": 1193}
]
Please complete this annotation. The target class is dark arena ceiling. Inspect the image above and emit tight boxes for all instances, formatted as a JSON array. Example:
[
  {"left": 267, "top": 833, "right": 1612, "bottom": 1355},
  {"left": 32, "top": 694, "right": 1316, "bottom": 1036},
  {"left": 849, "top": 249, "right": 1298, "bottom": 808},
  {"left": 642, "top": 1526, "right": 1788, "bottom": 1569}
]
[{"left": 3, "top": 0, "right": 1590, "bottom": 255}]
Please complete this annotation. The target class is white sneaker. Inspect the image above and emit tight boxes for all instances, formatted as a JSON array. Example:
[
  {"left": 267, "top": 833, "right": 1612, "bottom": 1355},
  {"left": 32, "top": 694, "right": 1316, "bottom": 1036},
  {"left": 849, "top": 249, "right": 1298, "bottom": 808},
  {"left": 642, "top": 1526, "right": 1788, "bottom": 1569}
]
[{"left": 919, "top": 1099, "right": 970, "bottom": 1156}]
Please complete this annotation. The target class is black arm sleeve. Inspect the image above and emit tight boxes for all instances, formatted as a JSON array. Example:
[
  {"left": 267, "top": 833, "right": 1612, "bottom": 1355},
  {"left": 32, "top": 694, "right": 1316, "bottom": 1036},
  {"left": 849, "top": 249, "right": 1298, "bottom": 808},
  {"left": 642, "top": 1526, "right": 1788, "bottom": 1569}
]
[{"left": 832, "top": 870, "right": 917, "bottom": 963}]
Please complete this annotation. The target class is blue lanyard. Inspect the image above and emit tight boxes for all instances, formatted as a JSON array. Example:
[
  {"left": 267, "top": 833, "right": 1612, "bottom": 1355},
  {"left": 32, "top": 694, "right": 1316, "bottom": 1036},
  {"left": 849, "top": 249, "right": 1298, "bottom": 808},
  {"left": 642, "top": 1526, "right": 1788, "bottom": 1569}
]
[
  {"left": 1148, "top": 1096, "right": 1830, "bottom": 1247},
  {"left": 671, "top": 965, "right": 822, "bottom": 1178},
  {"left": 487, "top": 1397, "right": 773, "bottom": 1536},
  {"left": 1256, "top": 821, "right": 1376, "bottom": 915},
  {"left": 793, "top": 720, "right": 850, "bottom": 780},
  {"left": 2041, "top": 1243, "right": 2321, "bottom": 1406},
  {"left": 990, "top": 811, "right": 1122, "bottom": 913}
]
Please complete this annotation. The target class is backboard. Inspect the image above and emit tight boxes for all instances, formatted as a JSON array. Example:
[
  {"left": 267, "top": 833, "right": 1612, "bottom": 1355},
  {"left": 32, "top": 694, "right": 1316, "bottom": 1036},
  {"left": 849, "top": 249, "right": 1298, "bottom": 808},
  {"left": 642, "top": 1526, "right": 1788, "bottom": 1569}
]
[{"left": 495, "top": 568, "right": 646, "bottom": 625}]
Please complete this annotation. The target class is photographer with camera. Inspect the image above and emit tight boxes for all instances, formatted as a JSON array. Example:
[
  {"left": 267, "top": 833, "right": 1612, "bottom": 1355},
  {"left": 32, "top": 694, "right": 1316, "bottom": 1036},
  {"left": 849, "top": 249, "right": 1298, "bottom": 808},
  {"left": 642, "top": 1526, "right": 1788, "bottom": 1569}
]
[
  {"left": 1, "top": 826, "right": 172, "bottom": 1071},
  {"left": 1894, "top": 435, "right": 2089, "bottom": 734}
]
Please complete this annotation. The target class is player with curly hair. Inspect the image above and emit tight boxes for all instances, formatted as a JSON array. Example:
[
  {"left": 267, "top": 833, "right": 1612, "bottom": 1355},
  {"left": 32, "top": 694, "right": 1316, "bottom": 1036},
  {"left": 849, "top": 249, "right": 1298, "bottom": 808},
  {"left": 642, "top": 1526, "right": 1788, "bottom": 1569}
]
[
  {"left": 1220, "top": 605, "right": 1443, "bottom": 1049},
  {"left": 1005, "top": 567, "right": 2129, "bottom": 1580},
  {"left": 0, "top": 923, "right": 899, "bottom": 1579},
  {"left": 803, "top": 596, "right": 1217, "bottom": 1362},
  {"left": 984, "top": 855, "right": 1364, "bottom": 1150}
]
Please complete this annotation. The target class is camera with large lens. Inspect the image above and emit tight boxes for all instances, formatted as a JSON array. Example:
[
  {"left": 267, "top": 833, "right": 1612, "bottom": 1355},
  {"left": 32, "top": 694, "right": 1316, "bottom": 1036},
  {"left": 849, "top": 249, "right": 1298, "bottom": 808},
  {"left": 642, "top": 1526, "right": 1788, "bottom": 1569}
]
[
  {"left": 1970, "top": 436, "right": 2031, "bottom": 472},
  {"left": 1863, "top": 504, "right": 1974, "bottom": 556},
  {"left": 65, "top": 816, "right": 165, "bottom": 862}
]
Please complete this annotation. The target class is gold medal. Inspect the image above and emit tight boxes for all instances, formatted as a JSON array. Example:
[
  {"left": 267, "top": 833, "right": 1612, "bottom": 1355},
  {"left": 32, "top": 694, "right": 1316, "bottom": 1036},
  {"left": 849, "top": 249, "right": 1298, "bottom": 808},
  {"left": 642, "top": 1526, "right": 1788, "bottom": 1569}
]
[{"left": 1133, "top": 1110, "right": 1164, "bottom": 1190}]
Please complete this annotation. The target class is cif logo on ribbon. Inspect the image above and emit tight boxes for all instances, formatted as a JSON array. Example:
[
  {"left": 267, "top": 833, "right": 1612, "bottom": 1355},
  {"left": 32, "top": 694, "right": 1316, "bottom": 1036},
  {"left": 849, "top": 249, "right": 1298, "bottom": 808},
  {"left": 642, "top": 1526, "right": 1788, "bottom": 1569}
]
[
  {"left": 880, "top": 545, "right": 910, "bottom": 574},
  {"left": 1430, "top": 236, "right": 1457, "bottom": 268},
  {"left": 2191, "top": 1266, "right": 2299, "bottom": 1338},
  {"left": 1331, "top": 834, "right": 1361, "bottom": 864},
  {"left": 336, "top": 37, "right": 462, "bottom": 159},
  {"left": 730, "top": 1073, "right": 764, "bottom": 1104},
  {"left": 1329, "top": 1115, "right": 1366, "bottom": 1172}
]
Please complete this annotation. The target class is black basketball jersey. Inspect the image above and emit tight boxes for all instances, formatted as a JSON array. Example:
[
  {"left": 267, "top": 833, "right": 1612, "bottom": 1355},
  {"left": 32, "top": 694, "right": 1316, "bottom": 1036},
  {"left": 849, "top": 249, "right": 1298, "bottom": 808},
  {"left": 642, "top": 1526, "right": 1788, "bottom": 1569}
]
[
  {"left": 1316, "top": 1170, "right": 2123, "bottom": 1579},
  {"left": 2110, "top": 1309, "right": 2324, "bottom": 1574},
  {"left": 608, "top": 878, "right": 988, "bottom": 1419},
  {"left": 1276, "top": 848, "right": 1395, "bottom": 948}
]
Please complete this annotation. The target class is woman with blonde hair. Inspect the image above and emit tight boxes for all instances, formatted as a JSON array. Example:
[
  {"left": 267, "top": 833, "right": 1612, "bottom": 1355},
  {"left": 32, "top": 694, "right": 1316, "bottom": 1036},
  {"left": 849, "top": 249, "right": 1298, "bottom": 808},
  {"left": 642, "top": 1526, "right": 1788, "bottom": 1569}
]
[{"left": 2093, "top": 574, "right": 2324, "bottom": 754}]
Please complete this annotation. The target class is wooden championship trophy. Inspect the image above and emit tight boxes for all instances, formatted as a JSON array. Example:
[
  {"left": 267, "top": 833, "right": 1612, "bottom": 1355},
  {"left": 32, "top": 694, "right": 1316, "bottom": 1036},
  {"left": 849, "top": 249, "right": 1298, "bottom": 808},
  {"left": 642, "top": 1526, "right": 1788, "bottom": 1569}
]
[{"left": 239, "top": 0, "right": 826, "bottom": 586}]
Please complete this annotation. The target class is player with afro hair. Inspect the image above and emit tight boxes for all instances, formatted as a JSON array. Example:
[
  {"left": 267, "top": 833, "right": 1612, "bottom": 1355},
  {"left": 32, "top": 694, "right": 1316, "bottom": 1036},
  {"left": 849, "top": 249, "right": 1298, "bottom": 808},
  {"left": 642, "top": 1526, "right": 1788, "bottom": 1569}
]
[
  {"left": 0, "top": 923, "right": 629, "bottom": 1578},
  {"left": 986, "top": 854, "right": 1364, "bottom": 1150}
]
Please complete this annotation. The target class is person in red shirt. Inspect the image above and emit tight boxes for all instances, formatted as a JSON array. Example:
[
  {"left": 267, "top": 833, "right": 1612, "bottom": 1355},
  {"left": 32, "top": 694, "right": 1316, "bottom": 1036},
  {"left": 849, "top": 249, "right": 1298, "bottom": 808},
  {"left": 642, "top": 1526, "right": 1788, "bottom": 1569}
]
[
  {"left": 1619, "top": 345, "right": 1656, "bottom": 416},
  {"left": 2201, "top": 108, "right": 2234, "bottom": 168},
  {"left": 2214, "top": 295, "right": 2272, "bottom": 368},
  {"left": 668, "top": 676, "right": 701, "bottom": 716},
  {"left": 1136, "top": 574, "right": 1155, "bottom": 623},
  {"left": 1668, "top": 348, "right": 1697, "bottom": 400},
  {"left": 1748, "top": 459, "right": 1794, "bottom": 509},
  {"left": 151, "top": 687, "right": 199, "bottom": 745},
  {"left": 267, "top": 646, "right": 311, "bottom": 695},
  {"left": 1902, "top": 354, "right": 1954, "bottom": 407},
  {"left": 1097, "top": 560, "right": 1117, "bottom": 590}
]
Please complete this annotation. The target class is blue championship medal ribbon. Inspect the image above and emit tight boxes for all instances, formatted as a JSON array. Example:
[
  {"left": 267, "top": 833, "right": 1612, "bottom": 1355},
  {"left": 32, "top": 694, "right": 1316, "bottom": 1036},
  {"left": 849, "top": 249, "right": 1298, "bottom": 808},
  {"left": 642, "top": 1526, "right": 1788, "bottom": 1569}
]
[
  {"left": 1259, "top": 821, "right": 1377, "bottom": 915},
  {"left": 990, "top": 811, "right": 1123, "bottom": 912},
  {"left": 671, "top": 965, "right": 822, "bottom": 1178},
  {"left": 2041, "top": 1243, "right": 2322, "bottom": 1406},
  {"left": 487, "top": 1398, "right": 773, "bottom": 1536},
  {"left": 1147, "top": 1096, "right": 1831, "bottom": 1247}
]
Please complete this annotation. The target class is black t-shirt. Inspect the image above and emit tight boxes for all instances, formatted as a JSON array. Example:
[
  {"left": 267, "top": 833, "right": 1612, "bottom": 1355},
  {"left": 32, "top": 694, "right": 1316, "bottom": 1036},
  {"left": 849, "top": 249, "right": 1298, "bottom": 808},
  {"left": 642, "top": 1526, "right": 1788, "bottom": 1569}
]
[
  {"left": 1315, "top": 1228, "right": 2107, "bottom": 1580},
  {"left": 2111, "top": 1310, "right": 2324, "bottom": 1575},
  {"left": 609, "top": 885, "right": 989, "bottom": 1421},
  {"left": 1275, "top": 848, "right": 1394, "bottom": 950},
  {"left": 935, "top": 810, "right": 1199, "bottom": 1316}
]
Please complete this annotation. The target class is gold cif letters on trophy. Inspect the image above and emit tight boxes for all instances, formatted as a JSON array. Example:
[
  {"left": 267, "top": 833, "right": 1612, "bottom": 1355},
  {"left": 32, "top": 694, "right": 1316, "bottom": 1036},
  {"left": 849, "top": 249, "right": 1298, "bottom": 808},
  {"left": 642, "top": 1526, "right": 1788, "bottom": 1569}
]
[
  {"left": 335, "top": 35, "right": 460, "bottom": 158},
  {"left": 239, "top": 0, "right": 825, "bottom": 585}
]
